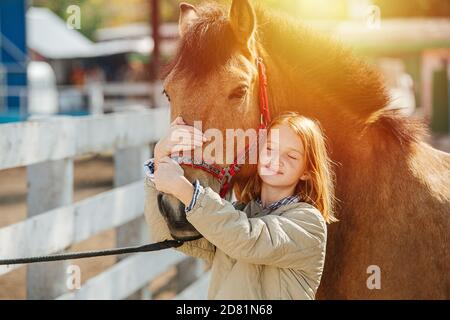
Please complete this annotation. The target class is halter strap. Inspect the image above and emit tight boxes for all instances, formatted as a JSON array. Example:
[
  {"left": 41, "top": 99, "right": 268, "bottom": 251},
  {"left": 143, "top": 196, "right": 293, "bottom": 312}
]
[
  {"left": 175, "top": 57, "right": 271, "bottom": 198},
  {"left": 257, "top": 57, "right": 271, "bottom": 129}
]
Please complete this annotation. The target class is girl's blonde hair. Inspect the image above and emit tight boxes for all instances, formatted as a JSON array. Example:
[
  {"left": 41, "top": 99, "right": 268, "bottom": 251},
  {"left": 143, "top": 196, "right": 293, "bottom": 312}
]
[{"left": 241, "top": 112, "right": 338, "bottom": 224}]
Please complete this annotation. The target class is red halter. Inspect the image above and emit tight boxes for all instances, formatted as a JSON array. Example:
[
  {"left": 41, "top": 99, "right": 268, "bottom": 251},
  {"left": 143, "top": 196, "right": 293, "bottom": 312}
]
[{"left": 172, "top": 57, "right": 271, "bottom": 198}]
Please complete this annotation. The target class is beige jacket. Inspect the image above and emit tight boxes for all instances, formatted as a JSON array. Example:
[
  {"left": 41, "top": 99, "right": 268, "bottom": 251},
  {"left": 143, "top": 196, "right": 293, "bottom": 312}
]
[{"left": 144, "top": 176, "right": 327, "bottom": 300}]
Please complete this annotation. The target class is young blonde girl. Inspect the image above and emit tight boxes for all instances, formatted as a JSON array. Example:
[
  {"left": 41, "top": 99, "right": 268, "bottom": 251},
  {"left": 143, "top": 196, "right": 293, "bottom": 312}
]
[{"left": 143, "top": 112, "right": 337, "bottom": 300}]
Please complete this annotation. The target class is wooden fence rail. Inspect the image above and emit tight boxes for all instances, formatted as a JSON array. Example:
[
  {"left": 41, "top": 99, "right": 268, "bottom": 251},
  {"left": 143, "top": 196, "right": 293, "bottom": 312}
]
[{"left": 0, "top": 108, "right": 209, "bottom": 299}]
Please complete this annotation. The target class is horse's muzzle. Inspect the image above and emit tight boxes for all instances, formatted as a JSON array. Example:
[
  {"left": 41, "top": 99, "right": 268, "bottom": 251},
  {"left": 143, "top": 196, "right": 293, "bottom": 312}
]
[{"left": 157, "top": 193, "right": 203, "bottom": 241}]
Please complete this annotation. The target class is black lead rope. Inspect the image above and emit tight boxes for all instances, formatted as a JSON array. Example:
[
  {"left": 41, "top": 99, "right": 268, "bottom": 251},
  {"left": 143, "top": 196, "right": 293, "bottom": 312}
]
[{"left": 0, "top": 239, "right": 185, "bottom": 266}]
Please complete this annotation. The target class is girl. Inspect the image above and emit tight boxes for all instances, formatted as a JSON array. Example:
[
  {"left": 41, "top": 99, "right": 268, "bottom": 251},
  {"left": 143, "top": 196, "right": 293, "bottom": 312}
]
[{"left": 143, "top": 112, "right": 337, "bottom": 300}]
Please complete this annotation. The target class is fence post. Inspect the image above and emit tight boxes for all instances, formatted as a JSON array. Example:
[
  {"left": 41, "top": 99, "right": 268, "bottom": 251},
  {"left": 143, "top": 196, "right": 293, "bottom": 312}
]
[
  {"left": 114, "top": 144, "right": 151, "bottom": 299},
  {"left": 175, "top": 257, "right": 204, "bottom": 294},
  {"left": 88, "top": 82, "right": 104, "bottom": 115},
  {"left": 26, "top": 158, "right": 73, "bottom": 299}
]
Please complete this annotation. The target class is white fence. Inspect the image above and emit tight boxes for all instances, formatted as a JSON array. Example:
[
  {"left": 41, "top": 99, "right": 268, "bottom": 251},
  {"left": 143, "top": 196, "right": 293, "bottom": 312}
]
[{"left": 0, "top": 108, "right": 209, "bottom": 299}]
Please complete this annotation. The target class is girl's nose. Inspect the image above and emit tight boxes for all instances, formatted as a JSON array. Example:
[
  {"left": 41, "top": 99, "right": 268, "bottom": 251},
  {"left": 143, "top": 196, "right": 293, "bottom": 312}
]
[{"left": 270, "top": 157, "right": 281, "bottom": 169}]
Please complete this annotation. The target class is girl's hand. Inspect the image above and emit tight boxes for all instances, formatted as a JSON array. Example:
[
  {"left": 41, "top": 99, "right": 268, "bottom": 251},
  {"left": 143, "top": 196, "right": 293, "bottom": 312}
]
[
  {"left": 154, "top": 156, "right": 194, "bottom": 206},
  {"left": 154, "top": 116, "right": 206, "bottom": 169}
]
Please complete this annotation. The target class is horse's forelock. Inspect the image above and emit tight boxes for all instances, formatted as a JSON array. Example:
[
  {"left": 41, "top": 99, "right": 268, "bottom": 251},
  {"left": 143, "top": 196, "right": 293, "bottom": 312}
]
[{"left": 160, "top": 2, "right": 239, "bottom": 82}]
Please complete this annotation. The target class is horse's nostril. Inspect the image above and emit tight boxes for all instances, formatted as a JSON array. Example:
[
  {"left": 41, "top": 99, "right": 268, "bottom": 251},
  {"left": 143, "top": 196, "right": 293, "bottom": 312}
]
[
  {"left": 157, "top": 193, "right": 168, "bottom": 218},
  {"left": 156, "top": 192, "right": 202, "bottom": 241},
  {"left": 157, "top": 193, "right": 185, "bottom": 217},
  {"left": 178, "top": 201, "right": 186, "bottom": 214}
]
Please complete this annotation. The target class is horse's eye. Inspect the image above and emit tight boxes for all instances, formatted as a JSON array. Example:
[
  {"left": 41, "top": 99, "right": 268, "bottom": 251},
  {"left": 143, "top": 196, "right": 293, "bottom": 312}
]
[
  {"left": 162, "top": 89, "right": 171, "bottom": 102},
  {"left": 228, "top": 86, "right": 248, "bottom": 100}
]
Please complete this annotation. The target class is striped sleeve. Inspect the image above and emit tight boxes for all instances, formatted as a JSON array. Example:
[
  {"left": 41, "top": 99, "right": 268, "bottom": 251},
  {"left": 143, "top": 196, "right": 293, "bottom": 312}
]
[
  {"left": 143, "top": 158, "right": 155, "bottom": 179},
  {"left": 144, "top": 158, "right": 202, "bottom": 213},
  {"left": 185, "top": 179, "right": 203, "bottom": 213}
]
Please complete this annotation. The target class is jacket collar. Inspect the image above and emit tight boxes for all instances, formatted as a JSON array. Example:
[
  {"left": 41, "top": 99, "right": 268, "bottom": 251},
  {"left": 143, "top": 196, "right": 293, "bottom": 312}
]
[
  {"left": 255, "top": 194, "right": 301, "bottom": 211},
  {"left": 243, "top": 196, "right": 314, "bottom": 218}
]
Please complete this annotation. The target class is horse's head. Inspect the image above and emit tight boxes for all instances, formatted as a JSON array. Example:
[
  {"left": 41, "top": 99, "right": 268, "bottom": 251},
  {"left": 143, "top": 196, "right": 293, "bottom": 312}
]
[
  {"left": 157, "top": 0, "right": 263, "bottom": 240},
  {"left": 156, "top": 0, "right": 418, "bottom": 241}
]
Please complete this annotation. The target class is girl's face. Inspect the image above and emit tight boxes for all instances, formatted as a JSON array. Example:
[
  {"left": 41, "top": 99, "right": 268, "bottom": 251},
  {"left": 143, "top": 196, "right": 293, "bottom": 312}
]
[{"left": 258, "top": 124, "right": 308, "bottom": 188}]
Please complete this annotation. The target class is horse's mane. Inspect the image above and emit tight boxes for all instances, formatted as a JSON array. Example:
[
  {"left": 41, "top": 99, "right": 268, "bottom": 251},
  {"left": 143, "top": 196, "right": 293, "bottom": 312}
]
[
  {"left": 253, "top": 4, "right": 428, "bottom": 145},
  {"left": 161, "top": 1, "right": 428, "bottom": 146}
]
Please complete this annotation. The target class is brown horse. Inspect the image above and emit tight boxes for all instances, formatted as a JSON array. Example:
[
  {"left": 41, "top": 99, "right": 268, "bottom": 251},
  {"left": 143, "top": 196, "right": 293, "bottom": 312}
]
[{"left": 155, "top": 0, "right": 450, "bottom": 299}]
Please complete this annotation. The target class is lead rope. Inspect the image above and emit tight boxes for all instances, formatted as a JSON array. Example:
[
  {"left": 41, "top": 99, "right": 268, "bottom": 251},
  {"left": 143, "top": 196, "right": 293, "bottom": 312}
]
[{"left": 0, "top": 239, "right": 188, "bottom": 265}]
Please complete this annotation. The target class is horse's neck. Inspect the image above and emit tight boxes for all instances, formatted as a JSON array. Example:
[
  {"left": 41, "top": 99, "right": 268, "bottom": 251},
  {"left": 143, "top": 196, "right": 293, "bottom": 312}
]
[
  {"left": 251, "top": 10, "right": 449, "bottom": 225},
  {"left": 252, "top": 25, "right": 436, "bottom": 209},
  {"left": 257, "top": 41, "right": 367, "bottom": 147},
  {"left": 255, "top": 49, "right": 411, "bottom": 203}
]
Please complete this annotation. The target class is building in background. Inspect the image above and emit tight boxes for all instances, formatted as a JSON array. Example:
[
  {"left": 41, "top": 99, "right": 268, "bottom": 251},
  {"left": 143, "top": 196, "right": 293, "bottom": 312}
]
[
  {"left": 0, "top": 0, "right": 27, "bottom": 122},
  {"left": 0, "top": 4, "right": 175, "bottom": 121}
]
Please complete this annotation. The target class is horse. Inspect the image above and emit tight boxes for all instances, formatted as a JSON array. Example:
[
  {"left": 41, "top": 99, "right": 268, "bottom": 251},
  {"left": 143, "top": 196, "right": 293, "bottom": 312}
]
[{"left": 154, "top": 0, "right": 450, "bottom": 299}]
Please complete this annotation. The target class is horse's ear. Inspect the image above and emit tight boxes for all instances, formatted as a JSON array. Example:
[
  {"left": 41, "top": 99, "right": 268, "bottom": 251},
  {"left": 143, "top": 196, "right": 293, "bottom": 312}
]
[
  {"left": 229, "top": 0, "right": 256, "bottom": 46},
  {"left": 178, "top": 2, "right": 199, "bottom": 38}
]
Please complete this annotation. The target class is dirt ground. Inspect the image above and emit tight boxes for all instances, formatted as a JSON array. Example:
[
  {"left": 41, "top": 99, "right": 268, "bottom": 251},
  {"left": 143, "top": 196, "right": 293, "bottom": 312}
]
[{"left": 0, "top": 155, "right": 178, "bottom": 300}]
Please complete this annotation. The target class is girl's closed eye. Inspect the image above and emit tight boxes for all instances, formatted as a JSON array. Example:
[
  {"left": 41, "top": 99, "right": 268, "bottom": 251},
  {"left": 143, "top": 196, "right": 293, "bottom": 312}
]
[{"left": 287, "top": 150, "right": 302, "bottom": 160}]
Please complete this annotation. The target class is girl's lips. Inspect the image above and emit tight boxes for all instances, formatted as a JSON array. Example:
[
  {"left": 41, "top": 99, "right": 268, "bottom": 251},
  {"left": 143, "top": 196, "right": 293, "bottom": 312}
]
[{"left": 264, "top": 165, "right": 282, "bottom": 175}]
